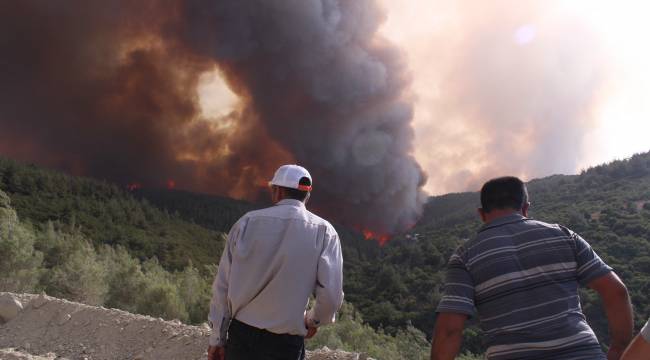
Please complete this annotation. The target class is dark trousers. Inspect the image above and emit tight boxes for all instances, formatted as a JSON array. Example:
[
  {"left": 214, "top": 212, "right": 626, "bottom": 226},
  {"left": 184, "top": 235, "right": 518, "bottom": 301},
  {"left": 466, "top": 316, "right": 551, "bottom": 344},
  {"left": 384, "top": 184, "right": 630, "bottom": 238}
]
[{"left": 225, "top": 319, "right": 306, "bottom": 360}]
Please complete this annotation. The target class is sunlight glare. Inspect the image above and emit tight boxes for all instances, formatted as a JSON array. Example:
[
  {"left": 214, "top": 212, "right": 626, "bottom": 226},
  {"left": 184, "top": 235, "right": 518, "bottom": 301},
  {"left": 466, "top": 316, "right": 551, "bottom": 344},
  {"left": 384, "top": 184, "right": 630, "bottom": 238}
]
[{"left": 197, "top": 69, "right": 239, "bottom": 119}]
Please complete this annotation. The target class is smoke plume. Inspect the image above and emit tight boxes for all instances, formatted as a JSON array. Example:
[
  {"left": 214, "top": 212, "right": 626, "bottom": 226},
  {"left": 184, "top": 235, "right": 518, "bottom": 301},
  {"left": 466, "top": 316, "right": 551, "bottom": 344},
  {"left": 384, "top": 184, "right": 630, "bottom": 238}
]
[
  {"left": 0, "top": 1, "right": 426, "bottom": 234},
  {"left": 388, "top": 0, "right": 610, "bottom": 193}
]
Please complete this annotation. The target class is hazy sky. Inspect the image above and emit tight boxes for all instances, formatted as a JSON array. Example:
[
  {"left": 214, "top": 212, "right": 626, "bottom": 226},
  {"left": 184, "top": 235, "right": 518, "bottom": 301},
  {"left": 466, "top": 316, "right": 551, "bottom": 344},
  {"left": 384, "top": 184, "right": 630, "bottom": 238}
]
[{"left": 200, "top": 0, "right": 650, "bottom": 195}]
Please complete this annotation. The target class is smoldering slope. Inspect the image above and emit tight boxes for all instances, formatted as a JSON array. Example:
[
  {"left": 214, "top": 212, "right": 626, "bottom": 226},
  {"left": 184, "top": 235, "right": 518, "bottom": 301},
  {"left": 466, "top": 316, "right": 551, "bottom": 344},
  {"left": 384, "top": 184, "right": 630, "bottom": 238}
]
[{"left": 0, "top": 0, "right": 426, "bottom": 235}]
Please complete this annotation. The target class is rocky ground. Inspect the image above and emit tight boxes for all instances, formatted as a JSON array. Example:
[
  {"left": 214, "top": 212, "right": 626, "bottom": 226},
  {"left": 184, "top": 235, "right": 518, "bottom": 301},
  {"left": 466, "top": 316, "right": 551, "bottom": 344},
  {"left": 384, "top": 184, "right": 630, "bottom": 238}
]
[{"left": 0, "top": 293, "right": 368, "bottom": 360}]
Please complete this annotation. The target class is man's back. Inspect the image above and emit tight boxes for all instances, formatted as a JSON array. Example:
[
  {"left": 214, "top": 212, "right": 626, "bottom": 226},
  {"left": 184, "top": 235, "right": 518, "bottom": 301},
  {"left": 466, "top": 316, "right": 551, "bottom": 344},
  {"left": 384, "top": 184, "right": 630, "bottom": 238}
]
[
  {"left": 209, "top": 198, "right": 343, "bottom": 346},
  {"left": 437, "top": 214, "right": 611, "bottom": 359},
  {"left": 227, "top": 199, "right": 341, "bottom": 334},
  {"left": 208, "top": 165, "right": 345, "bottom": 360}
]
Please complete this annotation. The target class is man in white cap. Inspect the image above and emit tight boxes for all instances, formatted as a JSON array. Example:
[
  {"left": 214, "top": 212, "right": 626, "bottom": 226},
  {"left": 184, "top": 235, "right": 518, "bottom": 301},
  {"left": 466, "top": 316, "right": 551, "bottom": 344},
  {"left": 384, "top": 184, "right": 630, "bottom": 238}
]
[{"left": 207, "top": 164, "right": 344, "bottom": 360}]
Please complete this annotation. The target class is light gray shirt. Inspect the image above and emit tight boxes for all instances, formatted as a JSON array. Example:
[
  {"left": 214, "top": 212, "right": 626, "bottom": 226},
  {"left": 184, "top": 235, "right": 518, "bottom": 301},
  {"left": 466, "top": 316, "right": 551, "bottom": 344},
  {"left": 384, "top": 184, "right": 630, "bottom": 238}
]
[{"left": 208, "top": 199, "right": 344, "bottom": 346}]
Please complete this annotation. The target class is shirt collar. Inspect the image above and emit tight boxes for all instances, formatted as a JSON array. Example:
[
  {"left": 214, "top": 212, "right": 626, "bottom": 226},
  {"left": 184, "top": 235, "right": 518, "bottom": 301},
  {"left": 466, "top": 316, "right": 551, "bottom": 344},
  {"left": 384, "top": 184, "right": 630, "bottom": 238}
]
[
  {"left": 276, "top": 199, "right": 306, "bottom": 208},
  {"left": 479, "top": 213, "right": 528, "bottom": 233}
]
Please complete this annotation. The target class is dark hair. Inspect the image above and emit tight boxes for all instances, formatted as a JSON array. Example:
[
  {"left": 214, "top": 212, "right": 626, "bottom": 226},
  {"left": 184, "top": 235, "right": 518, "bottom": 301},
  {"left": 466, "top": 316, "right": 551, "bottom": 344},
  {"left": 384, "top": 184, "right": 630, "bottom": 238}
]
[
  {"left": 281, "top": 177, "right": 311, "bottom": 201},
  {"left": 480, "top": 176, "right": 528, "bottom": 212}
]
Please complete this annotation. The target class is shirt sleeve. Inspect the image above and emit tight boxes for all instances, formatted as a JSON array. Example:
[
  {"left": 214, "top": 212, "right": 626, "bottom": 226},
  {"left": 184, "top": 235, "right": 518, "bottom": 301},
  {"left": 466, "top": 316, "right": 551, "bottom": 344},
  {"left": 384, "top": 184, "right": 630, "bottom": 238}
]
[
  {"left": 208, "top": 218, "right": 246, "bottom": 346},
  {"left": 306, "top": 226, "right": 344, "bottom": 327},
  {"left": 567, "top": 228, "right": 612, "bottom": 286},
  {"left": 436, "top": 246, "right": 476, "bottom": 317},
  {"left": 642, "top": 319, "right": 650, "bottom": 342}
]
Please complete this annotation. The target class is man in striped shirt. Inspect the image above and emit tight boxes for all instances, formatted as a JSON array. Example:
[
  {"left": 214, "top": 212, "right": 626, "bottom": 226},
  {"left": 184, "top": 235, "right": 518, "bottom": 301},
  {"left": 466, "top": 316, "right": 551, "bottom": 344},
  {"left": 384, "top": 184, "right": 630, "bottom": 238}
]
[{"left": 431, "top": 176, "right": 634, "bottom": 360}]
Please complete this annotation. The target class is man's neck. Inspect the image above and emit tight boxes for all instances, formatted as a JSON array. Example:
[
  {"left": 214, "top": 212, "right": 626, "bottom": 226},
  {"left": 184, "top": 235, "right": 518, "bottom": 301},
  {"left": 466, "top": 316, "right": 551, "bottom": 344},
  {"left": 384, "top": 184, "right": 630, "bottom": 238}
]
[
  {"left": 483, "top": 209, "right": 523, "bottom": 224},
  {"left": 276, "top": 198, "right": 305, "bottom": 206}
]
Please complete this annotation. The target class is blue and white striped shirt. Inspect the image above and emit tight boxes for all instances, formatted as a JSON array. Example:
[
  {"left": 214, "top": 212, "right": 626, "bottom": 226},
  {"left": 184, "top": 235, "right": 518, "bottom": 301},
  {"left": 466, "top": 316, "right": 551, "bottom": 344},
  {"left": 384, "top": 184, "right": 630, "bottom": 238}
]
[{"left": 437, "top": 214, "right": 612, "bottom": 360}]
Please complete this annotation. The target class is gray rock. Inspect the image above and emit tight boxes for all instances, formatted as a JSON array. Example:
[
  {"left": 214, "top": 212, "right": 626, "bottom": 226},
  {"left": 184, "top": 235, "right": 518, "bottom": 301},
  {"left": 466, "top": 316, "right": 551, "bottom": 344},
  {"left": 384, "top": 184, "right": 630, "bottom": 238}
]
[
  {"left": 58, "top": 313, "right": 72, "bottom": 326},
  {"left": 0, "top": 294, "right": 23, "bottom": 324},
  {"left": 30, "top": 293, "right": 49, "bottom": 309}
]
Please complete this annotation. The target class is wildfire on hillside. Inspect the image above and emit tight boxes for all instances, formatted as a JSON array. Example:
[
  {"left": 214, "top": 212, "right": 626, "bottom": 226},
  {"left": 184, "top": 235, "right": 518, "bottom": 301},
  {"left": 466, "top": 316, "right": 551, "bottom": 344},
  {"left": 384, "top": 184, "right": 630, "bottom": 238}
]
[
  {"left": 362, "top": 229, "right": 390, "bottom": 247},
  {"left": 0, "top": 0, "right": 426, "bottom": 241}
]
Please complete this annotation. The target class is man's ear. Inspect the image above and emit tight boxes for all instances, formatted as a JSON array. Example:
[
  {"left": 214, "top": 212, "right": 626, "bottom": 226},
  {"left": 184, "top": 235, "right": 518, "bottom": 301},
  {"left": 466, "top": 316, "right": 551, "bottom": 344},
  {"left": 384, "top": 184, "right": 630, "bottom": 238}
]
[
  {"left": 477, "top": 207, "right": 487, "bottom": 223},
  {"left": 522, "top": 202, "right": 530, "bottom": 217}
]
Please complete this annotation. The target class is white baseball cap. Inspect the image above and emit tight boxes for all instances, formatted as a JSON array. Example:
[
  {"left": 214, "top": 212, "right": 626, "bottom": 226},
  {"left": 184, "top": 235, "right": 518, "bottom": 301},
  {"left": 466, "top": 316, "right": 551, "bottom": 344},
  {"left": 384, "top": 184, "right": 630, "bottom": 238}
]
[{"left": 269, "top": 164, "right": 312, "bottom": 191}]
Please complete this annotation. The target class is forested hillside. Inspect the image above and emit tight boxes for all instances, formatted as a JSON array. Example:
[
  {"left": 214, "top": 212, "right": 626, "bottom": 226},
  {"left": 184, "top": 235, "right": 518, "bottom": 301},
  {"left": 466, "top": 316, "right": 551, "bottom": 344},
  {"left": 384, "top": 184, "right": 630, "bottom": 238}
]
[
  {"left": 0, "top": 157, "right": 434, "bottom": 359},
  {"left": 2, "top": 152, "right": 650, "bottom": 357},
  {"left": 136, "top": 152, "right": 650, "bottom": 355},
  {"left": 0, "top": 158, "right": 225, "bottom": 270},
  {"left": 348, "top": 151, "right": 650, "bottom": 354},
  {"left": 133, "top": 187, "right": 385, "bottom": 270}
]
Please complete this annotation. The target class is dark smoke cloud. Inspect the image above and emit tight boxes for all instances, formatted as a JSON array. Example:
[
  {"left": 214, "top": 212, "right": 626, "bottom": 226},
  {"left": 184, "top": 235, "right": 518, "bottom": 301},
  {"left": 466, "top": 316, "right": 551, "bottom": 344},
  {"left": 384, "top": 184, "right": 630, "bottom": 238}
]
[
  {"left": 0, "top": 0, "right": 426, "bottom": 234},
  {"left": 0, "top": 1, "right": 217, "bottom": 187}
]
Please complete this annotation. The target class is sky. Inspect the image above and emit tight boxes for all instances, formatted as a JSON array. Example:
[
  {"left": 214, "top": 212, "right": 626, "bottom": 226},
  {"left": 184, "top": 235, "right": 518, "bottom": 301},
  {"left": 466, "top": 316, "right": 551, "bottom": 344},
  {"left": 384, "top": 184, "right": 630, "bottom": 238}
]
[{"left": 199, "top": 0, "right": 650, "bottom": 195}]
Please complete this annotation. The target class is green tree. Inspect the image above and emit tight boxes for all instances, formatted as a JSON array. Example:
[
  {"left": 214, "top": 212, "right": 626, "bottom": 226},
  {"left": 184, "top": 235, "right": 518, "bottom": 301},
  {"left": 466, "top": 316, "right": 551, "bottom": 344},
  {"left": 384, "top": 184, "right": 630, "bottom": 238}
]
[
  {"left": 136, "top": 258, "right": 188, "bottom": 322},
  {"left": 99, "top": 245, "right": 147, "bottom": 313},
  {"left": 176, "top": 262, "right": 211, "bottom": 324},
  {"left": 0, "top": 190, "right": 43, "bottom": 292},
  {"left": 307, "top": 302, "right": 429, "bottom": 360},
  {"left": 41, "top": 234, "right": 108, "bottom": 305}
]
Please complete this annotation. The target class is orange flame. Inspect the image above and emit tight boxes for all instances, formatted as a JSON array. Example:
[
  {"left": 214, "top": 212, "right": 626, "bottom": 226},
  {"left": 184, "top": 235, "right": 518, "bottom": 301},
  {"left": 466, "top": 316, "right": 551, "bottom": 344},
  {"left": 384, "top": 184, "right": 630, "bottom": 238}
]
[{"left": 362, "top": 229, "right": 390, "bottom": 246}]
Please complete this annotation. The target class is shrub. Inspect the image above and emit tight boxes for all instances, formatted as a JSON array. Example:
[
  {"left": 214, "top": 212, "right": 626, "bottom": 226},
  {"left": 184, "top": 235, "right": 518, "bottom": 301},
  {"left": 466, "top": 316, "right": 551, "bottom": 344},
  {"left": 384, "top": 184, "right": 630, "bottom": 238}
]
[
  {"left": 176, "top": 263, "right": 211, "bottom": 324},
  {"left": 99, "top": 245, "right": 147, "bottom": 313},
  {"left": 307, "top": 302, "right": 429, "bottom": 360},
  {"left": 136, "top": 258, "right": 188, "bottom": 322},
  {"left": 0, "top": 191, "right": 43, "bottom": 292},
  {"left": 42, "top": 235, "right": 108, "bottom": 305}
]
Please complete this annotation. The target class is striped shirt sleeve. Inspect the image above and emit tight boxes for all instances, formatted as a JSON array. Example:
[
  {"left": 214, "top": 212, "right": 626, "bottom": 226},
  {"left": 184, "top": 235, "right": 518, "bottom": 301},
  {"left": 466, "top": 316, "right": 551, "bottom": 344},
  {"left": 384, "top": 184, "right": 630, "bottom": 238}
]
[
  {"left": 569, "top": 229, "right": 612, "bottom": 286},
  {"left": 436, "top": 246, "right": 476, "bottom": 317}
]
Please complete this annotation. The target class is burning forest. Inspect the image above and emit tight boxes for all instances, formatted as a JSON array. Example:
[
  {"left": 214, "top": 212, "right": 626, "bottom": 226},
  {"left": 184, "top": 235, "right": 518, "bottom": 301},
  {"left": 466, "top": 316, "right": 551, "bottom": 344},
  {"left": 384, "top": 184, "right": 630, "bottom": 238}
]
[{"left": 0, "top": 0, "right": 426, "bottom": 236}]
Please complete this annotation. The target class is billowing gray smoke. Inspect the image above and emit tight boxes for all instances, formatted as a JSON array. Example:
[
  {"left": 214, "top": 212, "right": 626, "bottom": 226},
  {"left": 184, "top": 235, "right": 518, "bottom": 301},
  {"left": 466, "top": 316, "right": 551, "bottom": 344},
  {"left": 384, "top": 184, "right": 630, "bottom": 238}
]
[{"left": 0, "top": 0, "right": 426, "bottom": 235}]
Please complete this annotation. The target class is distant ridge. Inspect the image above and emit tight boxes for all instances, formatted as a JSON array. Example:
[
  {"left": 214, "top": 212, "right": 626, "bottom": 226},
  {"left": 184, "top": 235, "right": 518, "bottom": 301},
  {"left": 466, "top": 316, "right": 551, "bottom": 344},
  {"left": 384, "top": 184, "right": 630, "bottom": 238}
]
[{"left": 133, "top": 188, "right": 260, "bottom": 234}]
